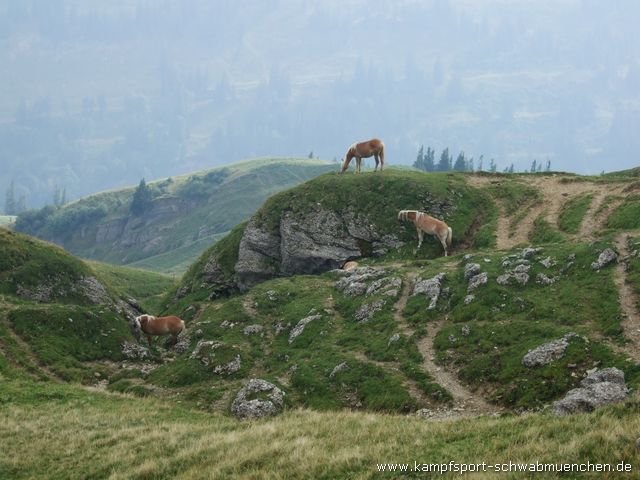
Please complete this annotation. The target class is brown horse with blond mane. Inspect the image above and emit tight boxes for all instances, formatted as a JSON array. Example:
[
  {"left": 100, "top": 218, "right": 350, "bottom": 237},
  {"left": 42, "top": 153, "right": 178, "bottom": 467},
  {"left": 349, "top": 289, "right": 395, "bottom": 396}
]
[
  {"left": 340, "top": 138, "right": 385, "bottom": 173},
  {"left": 135, "top": 314, "right": 185, "bottom": 346},
  {"left": 398, "top": 210, "right": 453, "bottom": 256}
]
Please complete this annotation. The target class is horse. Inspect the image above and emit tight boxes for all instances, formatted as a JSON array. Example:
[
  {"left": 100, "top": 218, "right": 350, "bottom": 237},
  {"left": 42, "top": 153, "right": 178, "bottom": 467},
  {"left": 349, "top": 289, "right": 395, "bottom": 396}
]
[
  {"left": 134, "top": 314, "right": 185, "bottom": 347},
  {"left": 340, "top": 138, "right": 385, "bottom": 173},
  {"left": 398, "top": 210, "right": 453, "bottom": 256}
]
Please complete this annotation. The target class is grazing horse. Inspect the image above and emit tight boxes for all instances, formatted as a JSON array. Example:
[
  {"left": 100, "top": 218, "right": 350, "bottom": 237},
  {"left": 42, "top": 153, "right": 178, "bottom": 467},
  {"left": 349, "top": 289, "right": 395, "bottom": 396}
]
[
  {"left": 134, "top": 314, "right": 185, "bottom": 347},
  {"left": 340, "top": 138, "right": 385, "bottom": 173},
  {"left": 398, "top": 210, "right": 453, "bottom": 256}
]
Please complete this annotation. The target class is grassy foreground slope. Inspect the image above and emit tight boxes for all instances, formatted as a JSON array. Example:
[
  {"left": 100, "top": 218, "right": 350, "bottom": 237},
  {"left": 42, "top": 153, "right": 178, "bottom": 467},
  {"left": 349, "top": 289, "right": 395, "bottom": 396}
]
[
  {"left": 0, "top": 381, "right": 638, "bottom": 479},
  {"left": 0, "top": 229, "right": 174, "bottom": 382},
  {"left": 14, "top": 158, "right": 335, "bottom": 274}
]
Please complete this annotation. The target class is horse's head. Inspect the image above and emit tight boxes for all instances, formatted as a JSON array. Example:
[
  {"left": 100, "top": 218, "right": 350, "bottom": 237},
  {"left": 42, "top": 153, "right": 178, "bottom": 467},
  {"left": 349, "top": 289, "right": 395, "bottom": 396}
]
[{"left": 134, "top": 314, "right": 154, "bottom": 330}]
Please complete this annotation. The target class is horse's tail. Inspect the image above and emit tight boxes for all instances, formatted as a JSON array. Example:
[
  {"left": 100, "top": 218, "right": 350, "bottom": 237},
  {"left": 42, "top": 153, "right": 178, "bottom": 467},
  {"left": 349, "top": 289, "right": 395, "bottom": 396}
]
[
  {"left": 446, "top": 226, "right": 453, "bottom": 247},
  {"left": 179, "top": 319, "right": 186, "bottom": 334},
  {"left": 379, "top": 141, "right": 385, "bottom": 168}
]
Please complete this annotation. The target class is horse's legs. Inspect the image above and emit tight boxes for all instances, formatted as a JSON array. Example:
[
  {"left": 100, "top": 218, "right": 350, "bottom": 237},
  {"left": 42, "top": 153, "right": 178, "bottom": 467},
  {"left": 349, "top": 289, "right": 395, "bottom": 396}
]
[
  {"left": 416, "top": 228, "right": 424, "bottom": 249},
  {"left": 146, "top": 335, "right": 153, "bottom": 346},
  {"left": 374, "top": 154, "right": 379, "bottom": 171},
  {"left": 439, "top": 234, "right": 448, "bottom": 256},
  {"left": 356, "top": 157, "right": 361, "bottom": 173}
]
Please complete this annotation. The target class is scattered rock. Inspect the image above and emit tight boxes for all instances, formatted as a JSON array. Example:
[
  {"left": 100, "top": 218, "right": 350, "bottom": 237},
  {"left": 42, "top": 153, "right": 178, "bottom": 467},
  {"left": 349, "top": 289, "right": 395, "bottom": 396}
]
[
  {"left": 366, "top": 276, "right": 402, "bottom": 297},
  {"left": 190, "top": 340, "right": 224, "bottom": 364},
  {"left": 213, "top": 355, "right": 241, "bottom": 375},
  {"left": 243, "top": 324, "right": 264, "bottom": 336},
  {"left": 289, "top": 313, "right": 322, "bottom": 343},
  {"left": 412, "top": 273, "right": 446, "bottom": 310},
  {"left": 463, "top": 254, "right": 473, "bottom": 261},
  {"left": 329, "top": 362, "right": 349, "bottom": 378},
  {"left": 467, "top": 272, "right": 488, "bottom": 292},
  {"left": 536, "top": 273, "right": 557, "bottom": 286},
  {"left": 342, "top": 261, "right": 359, "bottom": 270},
  {"left": 121, "top": 341, "right": 150, "bottom": 360},
  {"left": 220, "top": 320, "right": 236, "bottom": 329},
  {"left": 264, "top": 290, "right": 278, "bottom": 301},
  {"left": 461, "top": 324, "right": 470, "bottom": 336},
  {"left": 230, "top": 379, "right": 286, "bottom": 419},
  {"left": 553, "top": 367, "right": 629, "bottom": 416},
  {"left": 522, "top": 247, "right": 542, "bottom": 259},
  {"left": 463, "top": 294, "right": 475, "bottom": 305},
  {"left": 497, "top": 272, "right": 529, "bottom": 286},
  {"left": 388, "top": 333, "right": 401, "bottom": 346},
  {"left": 591, "top": 248, "right": 617, "bottom": 270},
  {"left": 354, "top": 299, "right": 386, "bottom": 323},
  {"left": 275, "top": 321, "right": 291, "bottom": 335},
  {"left": 539, "top": 256, "right": 554, "bottom": 268},
  {"left": 513, "top": 264, "right": 530, "bottom": 274},
  {"left": 522, "top": 333, "right": 578, "bottom": 368},
  {"left": 174, "top": 332, "right": 192, "bottom": 355},
  {"left": 448, "top": 334, "right": 457, "bottom": 343},
  {"left": 464, "top": 263, "right": 481, "bottom": 280}
]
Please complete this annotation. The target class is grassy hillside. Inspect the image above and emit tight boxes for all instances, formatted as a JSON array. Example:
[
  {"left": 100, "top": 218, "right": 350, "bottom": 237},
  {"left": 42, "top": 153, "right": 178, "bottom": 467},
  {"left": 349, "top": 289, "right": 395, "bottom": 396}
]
[
  {"left": 1, "top": 380, "right": 638, "bottom": 479},
  {"left": 14, "top": 158, "right": 335, "bottom": 274}
]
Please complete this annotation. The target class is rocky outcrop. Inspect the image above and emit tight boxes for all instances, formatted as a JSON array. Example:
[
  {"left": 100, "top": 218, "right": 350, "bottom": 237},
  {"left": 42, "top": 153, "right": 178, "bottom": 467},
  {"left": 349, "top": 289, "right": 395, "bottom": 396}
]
[
  {"left": 412, "top": 273, "right": 446, "bottom": 310},
  {"left": 289, "top": 313, "right": 322, "bottom": 343},
  {"left": 354, "top": 299, "right": 386, "bottom": 323},
  {"left": 591, "top": 248, "right": 617, "bottom": 270},
  {"left": 230, "top": 379, "right": 286, "bottom": 419},
  {"left": 467, "top": 272, "right": 488, "bottom": 292},
  {"left": 190, "top": 340, "right": 241, "bottom": 375},
  {"left": 235, "top": 208, "right": 403, "bottom": 290},
  {"left": 329, "top": 362, "right": 349, "bottom": 378},
  {"left": 553, "top": 367, "right": 629, "bottom": 416},
  {"left": 16, "top": 275, "right": 111, "bottom": 305},
  {"left": 522, "top": 333, "right": 578, "bottom": 367}
]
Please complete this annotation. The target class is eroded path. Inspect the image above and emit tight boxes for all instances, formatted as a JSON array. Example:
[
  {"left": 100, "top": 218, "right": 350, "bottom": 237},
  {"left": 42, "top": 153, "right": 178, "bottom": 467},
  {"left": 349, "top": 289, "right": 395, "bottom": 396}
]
[
  {"left": 612, "top": 234, "right": 640, "bottom": 362},
  {"left": 393, "top": 273, "right": 499, "bottom": 418}
]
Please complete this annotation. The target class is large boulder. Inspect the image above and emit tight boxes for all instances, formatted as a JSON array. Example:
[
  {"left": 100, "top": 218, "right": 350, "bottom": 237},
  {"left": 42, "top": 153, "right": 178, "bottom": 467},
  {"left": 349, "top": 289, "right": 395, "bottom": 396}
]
[
  {"left": 553, "top": 367, "right": 629, "bottom": 416},
  {"left": 591, "top": 248, "right": 617, "bottom": 270},
  {"left": 230, "top": 379, "right": 286, "bottom": 419},
  {"left": 412, "top": 273, "right": 446, "bottom": 310}
]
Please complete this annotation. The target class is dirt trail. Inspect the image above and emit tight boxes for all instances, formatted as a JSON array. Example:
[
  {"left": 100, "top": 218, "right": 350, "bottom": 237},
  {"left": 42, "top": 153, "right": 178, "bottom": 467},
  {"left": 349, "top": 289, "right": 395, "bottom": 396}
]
[
  {"left": 612, "top": 234, "right": 640, "bottom": 362},
  {"left": 393, "top": 273, "right": 498, "bottom": 418},
  {"left": 467, "top": 175, "right": 627, "bottom": 249}
]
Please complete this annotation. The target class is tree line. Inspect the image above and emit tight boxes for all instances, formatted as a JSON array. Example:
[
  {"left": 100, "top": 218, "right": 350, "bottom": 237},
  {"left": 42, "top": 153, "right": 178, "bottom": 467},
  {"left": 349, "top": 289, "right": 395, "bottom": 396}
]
[{"left": 413, "top": 146, "right": 551, "bottom": 174}]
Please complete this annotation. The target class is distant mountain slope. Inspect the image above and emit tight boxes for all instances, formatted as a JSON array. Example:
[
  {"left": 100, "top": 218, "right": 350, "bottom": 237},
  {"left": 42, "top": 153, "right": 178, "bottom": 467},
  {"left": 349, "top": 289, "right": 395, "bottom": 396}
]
[{"left": 14, "top": 158, "right": 335, "bottom": 274}]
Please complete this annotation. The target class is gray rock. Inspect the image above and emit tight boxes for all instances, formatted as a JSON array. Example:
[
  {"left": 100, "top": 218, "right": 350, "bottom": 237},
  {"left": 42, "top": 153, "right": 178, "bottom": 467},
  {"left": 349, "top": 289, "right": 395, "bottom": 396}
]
[
  {"left": 213, "top": 355, "right": 241, "bottom": 375},
  {"left": 540, "top": 256, "right": 554, "bottom": 268},
  {"left": 522, "top": 247, "right": 542, "bottom": 258},
  {"left": 243, "top": 324, "right": 264, "bottom": 336},
  {"left": 496, "top": 274, "right": 512, "bottom": 286},
  {"left": 274, "top": 321, "right": 291, "bottom": 335},
  {"left": 553, "top": 368, "right": 629, "bottom": 416},
  {"left": 174, "top": 332, "right": 192, "bottom": 355},
  {"left": 121, "top": 341, "right": 150, "bottom": 360},
  {"left": 467, "top": 272, "right": 488, "bottom": 292},
  {"left": 412, "top": 273, "right": 446, "bottom": 310},
  {"left": 513, "top": 264, "right": 530, "bottom": 274},
  {"left": 366, "top": 276, "right": 402, "bottom": 296},
  {"left": 190, "top": 340, "right": 224, "bottom": 364},
  {"left": 591, "top": 248, "right": 617, "bottom": 270},
  {"left": 289, "top": 314, "right": 322, "bottom": 343},
  {"left": 567, "top": 253, "right": 576, "bottom": 261},
  {"left": 388, "top": 333, "right": 401, "bottom": 346},
  {"left": 329, "top": 362, "right": 349, "bottom": 378},
  {"left": 536, "top": 273, "right": 557, "bottom": 285},
  {"left": 461, "top": 324, "right": 471, "bottom": 336},
  {"left": 522, "top": 333, "right": 577, "bottom": 367},
  {"left": 230, "top": 379, "right": 286, "bottom": 419},
  {"left": 464, "top": 263, "right": 481, "bottom": 280},
  {"left": 463, "top": 254, "right": 473, "bottom": 261},
  {"left": 513, "top": 272, "right": 530, "bottom": 285},
  {"left": 463, "top": 294, "right": 475, "bottom": 305},
  {"left": 354, "top": 299, "right": 386, "bottom": 323}
]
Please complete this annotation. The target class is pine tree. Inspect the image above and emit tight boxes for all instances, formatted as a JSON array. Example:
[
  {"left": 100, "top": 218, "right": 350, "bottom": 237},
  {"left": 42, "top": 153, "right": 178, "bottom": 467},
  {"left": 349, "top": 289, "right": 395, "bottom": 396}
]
[
  {"left": 489, "top": 158, "right": 497, "bottom": 173},
  {"left": 60, "top": 188, "right": 67, "bottom": 206},
  {"left": 425, "top": 147, "right": 435, "bottom": 172},
  {"left": 53, "top": 185, "right": 61, "bottom": 206},
  {"left": 16, "top": 195, "right": 26, "bottom": 213},
  {"left": 467, "top": 157, "right": 475, "bottom": 172},
  {"left": 453, "top": 151, "right": 466, "bottom": 171},
  {"left": 438, "top": 148, "right": 452, "bottom": 171},
  {"left": 413, "top": 145, "right": 425, "bottom": 171},
  {"left": 508, "top": 163, "right": 515, "bottom": 174},
  {"left": 478, "top": 155, "right": 484, "bottom": 172},
  {"left": 131, "top": 178, "right": 152, "bottom": 215},
  {"left": 546, "top": 159, "right": 551, "bottom": 172},
  {"left": 530, "top": 159, "right": 537, "bottom": 173},
  {"left": 4, "top": 180, "right": 16, "bottom": 215}
]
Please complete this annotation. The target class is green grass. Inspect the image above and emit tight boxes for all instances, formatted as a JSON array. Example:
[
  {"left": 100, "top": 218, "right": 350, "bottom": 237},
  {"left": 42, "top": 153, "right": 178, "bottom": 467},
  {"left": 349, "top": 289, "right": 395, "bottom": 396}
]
[
  {"left": 1, "top": 380, "right": 639, "bottom": 479},
  {"left": 0, "top": 228, "right": 94, "bottom": 304},
  {"left": 530, "top": 215, "right": 565, "bottom": 245},
  {"left": 8, "top": 305, "right": 133, "bottom": 382},
  {"left": 88, "top": 261, "right": 177, "bottom": 314},
  {"left": 558, "top": 194, "right": 594, "bottom": 234},
  {"left": 607, "top": 195, "right": 640, "bottom": 230},
  {"left": 419, "top": 242, "right": 639, "bottom": 409}
]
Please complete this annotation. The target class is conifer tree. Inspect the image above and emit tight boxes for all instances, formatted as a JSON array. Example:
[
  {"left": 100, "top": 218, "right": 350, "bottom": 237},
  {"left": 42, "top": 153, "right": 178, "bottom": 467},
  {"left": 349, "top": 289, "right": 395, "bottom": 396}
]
[{"left": 131, "top": 178, "right": 152, "bottom": 215}]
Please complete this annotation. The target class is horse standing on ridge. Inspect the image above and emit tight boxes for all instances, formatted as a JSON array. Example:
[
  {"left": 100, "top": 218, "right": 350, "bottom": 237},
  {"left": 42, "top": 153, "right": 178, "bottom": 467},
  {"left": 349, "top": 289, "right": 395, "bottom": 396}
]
[
  {"left": 398, "top": 210, "right": 452, "bottom": 256},
  {"left": 340, "top": 138, "right": 385, "bottom": 173},
  {"left": 134, "top": 314, "right": 185, "bottom": 347}
]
